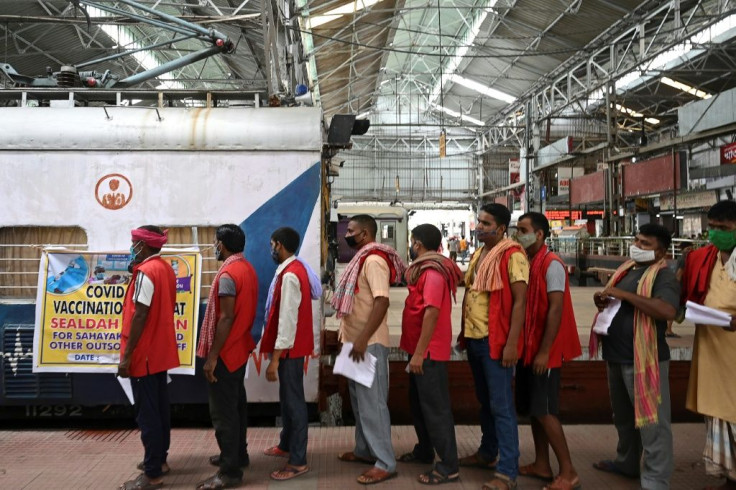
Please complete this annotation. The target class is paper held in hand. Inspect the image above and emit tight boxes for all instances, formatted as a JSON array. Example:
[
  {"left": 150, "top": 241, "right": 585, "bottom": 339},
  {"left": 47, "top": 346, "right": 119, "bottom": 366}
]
[
  {"left": 333, "top": 341, "right": 377, "bottom": 388},
  {"left": 685, "top": 301, "right": 733, "bottom": 328},
  {"left": 592, "top": 298, "right": 622, "bottom": 336}
]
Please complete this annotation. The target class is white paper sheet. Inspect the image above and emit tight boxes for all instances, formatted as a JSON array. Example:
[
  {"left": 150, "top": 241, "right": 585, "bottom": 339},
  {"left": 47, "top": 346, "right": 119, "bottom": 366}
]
[
  {"left": 592, "top": 298, "right": 622, "bottom": 336},
  {"left": 333, "top": 342, "right": 377, "bottom": 388},
  {"left": 685, "top": 301, "right": 733, "bottom": 328},
  {"left": 117, "top": 376, "right": 135, "bottom": 405}
]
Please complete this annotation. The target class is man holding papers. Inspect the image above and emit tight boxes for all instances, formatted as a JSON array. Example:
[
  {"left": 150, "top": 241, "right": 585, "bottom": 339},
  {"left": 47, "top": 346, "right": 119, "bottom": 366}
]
[
  {"left": 331, "top": 214, "right": 407, "bottom": 485},
  {"left": 590, "top": 223, "right": 679, "bottom": 490},
  {"left": 681, "top": 200, "right": 736, "bottom": 490},
  {"left": 398, "top": 224, "right": 463, "bottom": 485}
]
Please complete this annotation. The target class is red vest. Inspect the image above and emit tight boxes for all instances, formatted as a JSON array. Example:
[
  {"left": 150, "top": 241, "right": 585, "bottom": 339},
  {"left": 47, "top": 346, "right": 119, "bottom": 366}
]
[
  {"left": 487, "top": 246, "right": 526, "bottom": 360},
  {"left": 121, "top": 256, "right": 180, "bottom": 377},
  {"left": 217, "top": 259, "right": 259, "bottom": 372},
  {"left": 522, "top": 251, "right": 582, "bottom": 368},
  {"left": 260, "top": 259, "right": 314, "bottom": 358},
  {"left": 681, "top": 244, "right": 720, "bottom": 305}
]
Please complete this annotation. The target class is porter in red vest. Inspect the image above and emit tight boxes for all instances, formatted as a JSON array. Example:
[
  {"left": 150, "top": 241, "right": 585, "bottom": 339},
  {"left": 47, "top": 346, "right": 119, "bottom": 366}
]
[{"left": 261, "top": 227, "right": 313, "bottom": 481}]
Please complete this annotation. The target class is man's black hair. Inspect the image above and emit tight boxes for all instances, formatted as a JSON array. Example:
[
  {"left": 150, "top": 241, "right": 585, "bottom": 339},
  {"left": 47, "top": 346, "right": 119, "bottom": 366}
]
[
  {"left": 137, "top": 225, "right": 164, "bottom": 254},
  {"left": 638, "top": 223, "right": 672, "bottom": 250},
  {"left": 349, "top": 214, "right": 378, "bottom": 238},
  {"left": 518, "top": 212, "right": 550, "bottom": 239},
  {"left": 216, "top": 224, "right": 246, "bottom": 253},
  {"left": 479, "top": 202, "right": 512, "bottom": 228},
  {"left": 411, "top": 224, "right": 442, "bottom": 252},
  {"left": 707, "top": 200, "right": 736, "bottom": 222},
  {"left": 271, "top": 227, "right": 301, "bottom": 253}
]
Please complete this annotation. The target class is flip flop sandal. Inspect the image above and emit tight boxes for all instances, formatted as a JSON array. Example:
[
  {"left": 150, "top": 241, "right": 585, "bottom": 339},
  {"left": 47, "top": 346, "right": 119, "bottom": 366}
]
[
  {"left": 120, "top": 473, "right": 164, "bottom": 490},
  {"left": 459, "top": 453, "right": 498, "bottom": 470},
  {"left": 518, "top": 463, "right": 554, "bottom": 482},
  {"left": 270, "top": 465, "right": 310, "bottom": 481},
  {"left": 339, "top": 451, "right": 377, "bottom": 465},
  {"left": 417, "top": 469, "right": 460, "bottom": 485},
  {"left": 482, "top": 473, "right": 517, "bottom": 490},
  {"left": 357, "top": 468, "right": 398, "bottom": 485},
  {"left": 543, "top": 475, "right": 582, "bottom": 490},
  {"left": 136, "top": 461, "right": 170, "bottom": 475},
  {"left": 263, "top": 446, "right": 289, "bottom": 458},
  {"left": 592, "top": 460, "right": 637, "bottom": 479},
  {"left": 398, "top": 451, "right": 434, "bottom": 464}
]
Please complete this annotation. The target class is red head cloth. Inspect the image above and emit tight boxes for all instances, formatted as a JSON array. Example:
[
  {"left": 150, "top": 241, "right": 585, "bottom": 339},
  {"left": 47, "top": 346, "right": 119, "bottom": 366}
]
[{"left": 131, "top": 228, "right": 168, "bottom": 248}]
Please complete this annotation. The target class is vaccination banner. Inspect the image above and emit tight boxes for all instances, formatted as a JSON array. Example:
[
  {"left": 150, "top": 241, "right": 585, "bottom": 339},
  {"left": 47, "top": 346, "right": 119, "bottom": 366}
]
[{"left": 33, "top": 249, "right": 201, "bottom": 374}]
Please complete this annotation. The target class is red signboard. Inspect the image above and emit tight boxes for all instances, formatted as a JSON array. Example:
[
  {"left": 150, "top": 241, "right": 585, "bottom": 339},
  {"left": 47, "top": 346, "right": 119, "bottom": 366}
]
[
  {"left": 570, "top": 171, "right": 605, "bottom": 205},
  {"left": 623, "top": 153, "right": 682, "bottom": 198},
  {"left": 721, "top": 142, "right": 736, "bottom": 164},
  {"left": 545, "top": 210, "right": 582, "bottom": 220}
]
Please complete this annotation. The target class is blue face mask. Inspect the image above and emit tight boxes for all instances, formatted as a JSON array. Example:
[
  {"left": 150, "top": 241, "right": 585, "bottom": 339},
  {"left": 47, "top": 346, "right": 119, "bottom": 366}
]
[{"left": 128, "top": 242, "right": 142, "bottom": 272}]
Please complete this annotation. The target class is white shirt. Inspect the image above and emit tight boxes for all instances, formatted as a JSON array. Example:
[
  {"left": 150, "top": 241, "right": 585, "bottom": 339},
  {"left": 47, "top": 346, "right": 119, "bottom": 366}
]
[
  {"left": 132, "top": 254, "right": 161, "bottom": 306},
  {"left": 274, "top": 256, "right": 302, "bottom": 350}
]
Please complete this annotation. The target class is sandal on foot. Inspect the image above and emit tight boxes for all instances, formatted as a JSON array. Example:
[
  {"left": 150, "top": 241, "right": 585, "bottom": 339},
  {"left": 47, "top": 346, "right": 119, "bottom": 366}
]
[
  {"left": 120, "top": 474, "right": 164, "bottom": 490},
  {"left": 195, "top": 473, "right": 241, "bottom": 490},
  {"left": 357, "top": 467, "right": 398, "bottom": 485},
  {"left": 339, "top": 451, "right": 377, "bottom": 465},
  {"left": 263, "top": 446, "right": 289, "bottom": 458},
  {"left": 398, "top": 451, "right": 434, "bottom": 464},
  {"left": 518, "top": 463, "right": 554, "bottom": 482},
  {"left": 417, "top": 469, "right": 459, "bottom": 485},
  {"left": 136, "top": 461, "right": 170, "bottom": 476},
  {"left": 270, "top": 465, "right": 310, "bottom": 481},
  {"left": 482, "top": 473, "right": 517, "bottom": 490},
  {"left": 592, "top": 460, "right": 637, "bottom": 479},
  {"left": 458, "top": 452, "right": 497, "bottom": 470},
  {"left": 543, "top": 475, "right": 582, "bottom": 490}
]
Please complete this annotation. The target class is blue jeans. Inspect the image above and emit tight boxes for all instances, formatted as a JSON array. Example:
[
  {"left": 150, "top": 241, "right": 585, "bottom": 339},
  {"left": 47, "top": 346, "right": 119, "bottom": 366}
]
[{"left": 466, "top": 337, "right": 519, "bottom": 480}]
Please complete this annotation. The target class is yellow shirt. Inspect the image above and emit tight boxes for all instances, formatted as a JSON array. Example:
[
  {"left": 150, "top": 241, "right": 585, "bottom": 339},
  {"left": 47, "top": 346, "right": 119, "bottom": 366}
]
[
  {"left": 463, "top": 246, "right": 529, "bottom": 339},
  {"left": 339, "top": 254, "right": 391, "bottom": 347},
  {"left": 686, "top": 258, "right": 736, "bottom": 423}
]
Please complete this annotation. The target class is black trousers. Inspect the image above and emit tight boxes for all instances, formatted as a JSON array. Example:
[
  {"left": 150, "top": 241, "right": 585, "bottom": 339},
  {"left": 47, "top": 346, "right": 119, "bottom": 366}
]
[
  {"left": 408, "top": 357, "right": 459, "bottom": 476},
  {"left": 132, "top": 371, "right": 171, "bottom": 479},
  {"left": 207, "top": 359, "right": 248, "bottom": 480},
  {"left": 278, "top": 356, "right": 308, "bottom": 466}
]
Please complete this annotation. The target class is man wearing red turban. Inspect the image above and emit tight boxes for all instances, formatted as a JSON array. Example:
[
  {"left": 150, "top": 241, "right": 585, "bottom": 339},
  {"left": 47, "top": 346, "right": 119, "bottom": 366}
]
[{"left": 119, "top": 225, "right": 179, "bottom": 490}]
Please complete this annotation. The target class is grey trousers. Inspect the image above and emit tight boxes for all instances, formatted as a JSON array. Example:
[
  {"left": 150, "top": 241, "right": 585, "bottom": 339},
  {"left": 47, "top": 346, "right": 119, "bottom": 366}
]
[
  {"left": 607, "top": 360, "right": 673, "bottom": 490},
  {"left": 348, "top": 343, "right": 396, "bottom": 473}
]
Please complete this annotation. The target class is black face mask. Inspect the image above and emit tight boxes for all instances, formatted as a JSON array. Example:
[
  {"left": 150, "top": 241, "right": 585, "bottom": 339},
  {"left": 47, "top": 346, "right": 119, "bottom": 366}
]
[
  {"left": 270, "top": 247, "right": 280, "bottom": 264},
  {"left": 345, "top": 232, "right": 363, "bottom": 249},
  {"left": 214, "top": 244, "right": 223, "bottom": 261},
  {"left": 409, "top": 244, "right": 418, "bottom": 261}
]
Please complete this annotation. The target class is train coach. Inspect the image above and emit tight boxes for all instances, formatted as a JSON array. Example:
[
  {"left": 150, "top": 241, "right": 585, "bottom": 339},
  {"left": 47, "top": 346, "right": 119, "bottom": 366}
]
[{"left": 0, "top": 104, "right": 327, "bottom": 420}]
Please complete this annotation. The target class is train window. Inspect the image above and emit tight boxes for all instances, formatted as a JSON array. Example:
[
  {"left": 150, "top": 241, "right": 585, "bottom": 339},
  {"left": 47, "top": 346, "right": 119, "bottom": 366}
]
[
  {"left": 0, "top": 227, "right": 88, "bottom": 299},
  {"left": 165, "top": 226, "right": 217, "bottom": 300},
  {"left": 382, "top": 224, "right": 395, "bottom": 240}
]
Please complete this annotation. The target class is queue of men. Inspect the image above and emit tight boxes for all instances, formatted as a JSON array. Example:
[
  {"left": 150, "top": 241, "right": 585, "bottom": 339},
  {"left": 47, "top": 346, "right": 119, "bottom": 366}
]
[{"left": 117, "top": 200, "right": 736, "bottom": 490}]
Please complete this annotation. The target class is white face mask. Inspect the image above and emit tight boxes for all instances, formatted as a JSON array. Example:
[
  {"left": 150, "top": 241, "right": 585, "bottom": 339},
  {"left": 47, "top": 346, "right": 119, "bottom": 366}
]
[
  {"left": 630, "top": 245, "right": 656, "bottom": 263},
  {"left": 516, "top": 232, "right": 537, "bottom": 250}
]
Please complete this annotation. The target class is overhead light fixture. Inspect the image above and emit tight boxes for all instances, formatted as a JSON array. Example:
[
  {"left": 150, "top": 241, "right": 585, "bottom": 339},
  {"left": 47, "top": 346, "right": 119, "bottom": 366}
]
[
  {"left": 449, "top": 75, "right": 516, "bottom": 104},
  {"left": 356, "top": 111, "right": 370, "bottom": 119},
  {"left": 431, "top": 103, "right": 484, "bottom": 126},
  {"left": 307, "top": 0, "right": 385, "bottom": 29},
  {"left": 660, "top": 76, "right": 712, "bottom": 99},
  {"left": 428, "top": 0, "right": 498, "bottom": 105},
  {"left": 614, "top": 103, "right": 660, "bottom": 125}
]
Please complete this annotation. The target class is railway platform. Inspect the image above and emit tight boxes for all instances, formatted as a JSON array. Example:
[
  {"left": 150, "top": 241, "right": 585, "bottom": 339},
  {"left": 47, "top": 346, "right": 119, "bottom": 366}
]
[{"left": 0, "top": 424, "right": 723, "bottom": 489}]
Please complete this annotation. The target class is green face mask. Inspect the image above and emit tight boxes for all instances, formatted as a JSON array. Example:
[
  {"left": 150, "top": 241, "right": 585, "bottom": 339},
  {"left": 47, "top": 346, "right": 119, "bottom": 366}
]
[{"left": 709, "top": 228, "right": 736, "bottom": 251}]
